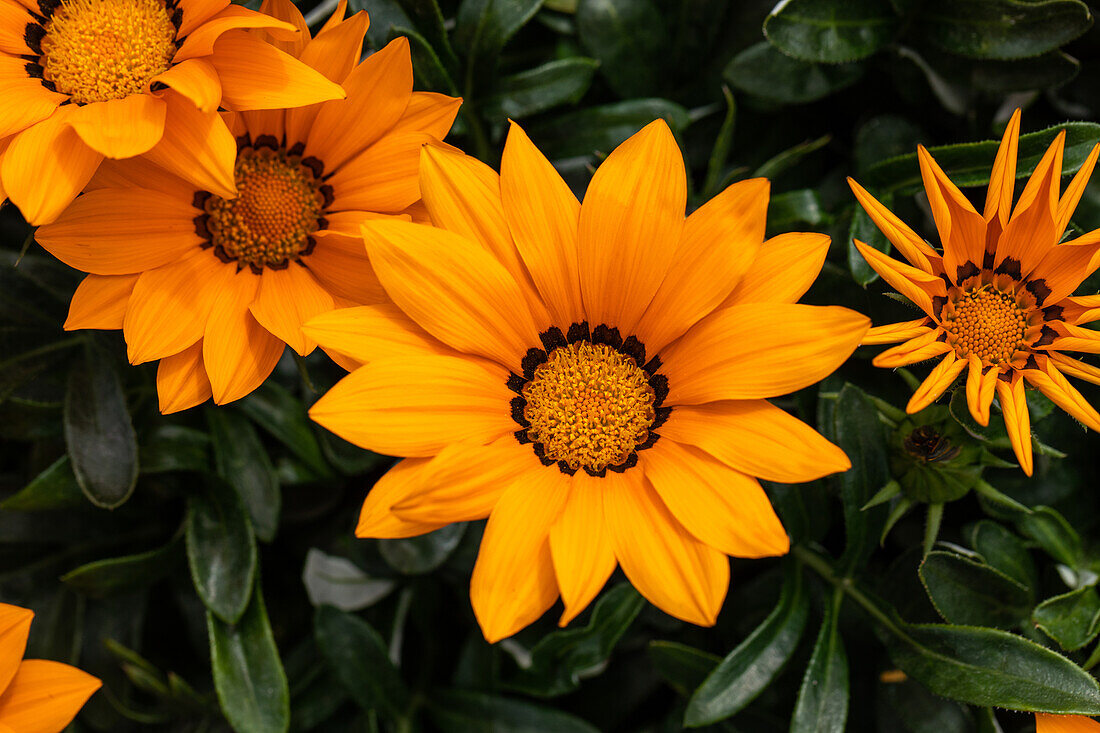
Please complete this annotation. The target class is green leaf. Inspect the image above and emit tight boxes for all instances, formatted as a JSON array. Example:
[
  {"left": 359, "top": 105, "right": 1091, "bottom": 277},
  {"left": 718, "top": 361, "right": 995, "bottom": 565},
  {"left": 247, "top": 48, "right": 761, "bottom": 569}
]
[
  {"left": 967, "top": 520, "right": 1036, "bottom": 591},
  {"left": 1033, "top": 587, "right": 1100, "bottom": 651},
  {"left": 209, "top": 584, "right": 290, "bottom": 733},
  {"left": 314, "top": 605, "right": 409, "bottom": 718},
  {"left": 848, "top": 192, "right": 892, "bottom": 286},
  {"left": 887, "top": 623, "right": 1100, "bottom": 713},
  {"left": 767, "top": 189, "right": 825, "bottom": 230},
  {"left": 426, "top": 689, "right": 600, "bottom": 733},
  {"left": 508, "top": 583, "right": 645, "bottom": 697},
  {"left": 724, "top": 42, "right": 863, "bottom": 104},
  {"left": 1018, "top": 506, "right": 1083, "bottom": 568},
  {"left": 302, "top": 548, "right": 396, "bottom": 612},
  {"left": 862, "top": 122, "right": 1100, "bottom": 195},
  {"left": 0, "top": 455, "right": 84, "bottom": 510},
  {"left": 686, "top": 563, "right": 809, "bottom": 726},
  {"left": 791, "top": 591, "right": 849, "bottom": 733},
  {"left": 238, "top": 383, "right": 331, "bottom": 477},
  {"left": 61, "top": 537, "right": 182, "bottom": 598},
  {"left": 207, "top": 408, "right": 280, "bottom": 543},
  {"left": 64, "top": 345, "right": 138, "bottom": 508},
  {"left": 970, "top": 51, "right": 1080, "bottom": 92},
  {"left": 764, "top": 0, "right": 900, "bottom": 63},
  {"left": 455, "top": 0, "right": 544, "bottom": 93},
  {"left": 876, "top": 676, "right": 972, "bottom": 733},
  {"left": 576, "top": 0, "right": 663, "bottom": 98},
  {"left": 753, "top": 135, "right": 831, "bottom": 180},
  {"left": 481, "top": 58, "right": 599, "bottom": 120},
  {"left": 392, "top": 26, "right": 459, "bottom": 95},
  {"left": 378, "top": 524, "right": 466, "bottom": 575},
  {"left": 393, "top": 0, "right": 459, "bottom": 74},
  {"left": 855, "top": 114, "right": 926, "bottom": 174},
  {"left": 647, "top": 642, "right": 720, "bottom": 697},
  {"left": 915, "top": 0, "right": 1092, "bottom": 60},
  {"left": 139, "top": 425, "right": 210, "bottom": 475},
  {"left": 527, "top": 98, "right": 690, "bottom": 159},
  {"left": 918, "top": 550, "right": 1030, "bottom": 628},
  {"left": 826, "top": 383, "right": 891, "bottom": 575},
  {"left": 186, "top": 478, "right": 257, "bottom": 623}
]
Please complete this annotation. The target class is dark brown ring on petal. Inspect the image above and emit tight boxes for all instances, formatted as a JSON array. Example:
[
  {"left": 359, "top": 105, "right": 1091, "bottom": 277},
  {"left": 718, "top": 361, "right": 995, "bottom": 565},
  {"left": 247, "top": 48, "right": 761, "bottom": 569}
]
[
  {"left": 1026, "top": 279, "right": 1052, "bottom": 306},
  {"left": 24, "top": 24, "right": 45, "bottom": 54},
  {"left": 994, "top": 257, "right": 1023, "bottom": 279}
]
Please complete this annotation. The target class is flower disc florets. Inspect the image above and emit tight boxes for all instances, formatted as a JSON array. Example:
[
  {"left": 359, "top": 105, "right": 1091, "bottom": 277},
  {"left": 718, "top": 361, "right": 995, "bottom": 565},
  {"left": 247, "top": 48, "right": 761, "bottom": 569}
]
[{"left": 942, "top": 285, "right": 1031, "bottom": 365}]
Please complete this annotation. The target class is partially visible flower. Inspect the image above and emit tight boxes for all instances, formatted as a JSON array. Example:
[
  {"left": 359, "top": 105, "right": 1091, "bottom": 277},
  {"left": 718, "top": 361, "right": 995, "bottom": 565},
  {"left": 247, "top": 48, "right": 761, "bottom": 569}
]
[
  {"left": 0, "top": 602, "right": 101, "bottom": 732},
  {"left": 0, "top": 0, "right": 345, "bottom": 223},
  {"left": 1037, "top": 714, "right": 1100, "bottom": 732},
  {"left": 36, "top": 0, "right": 459, "bottom": 412},
  {"left": 851, "top": 109, "right": 1100, "bottom": 476},
  {"left": 305, "top": 119, "right": 868, "bottom": 641}
]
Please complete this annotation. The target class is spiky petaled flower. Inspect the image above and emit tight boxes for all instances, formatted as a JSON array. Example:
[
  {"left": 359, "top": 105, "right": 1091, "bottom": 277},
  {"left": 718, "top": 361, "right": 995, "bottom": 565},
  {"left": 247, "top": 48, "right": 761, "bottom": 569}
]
[
  {"left": 305, "top": 119, "right": 869, "bottom": 642},
  {"left": 0, "top": 603, "right": 101, "bottom": 732},
  {"left": 1037, "top": 714, "right": 1100, "bottom": 732},
  {"left": 35, "top": 0, "right": 460, "bottom": 412},
  {"left": 0, "top": 0, "right": 347, "bottom": 224},
  {"left": 850, "top": 109, "right": 1100, "bottom": 476}
]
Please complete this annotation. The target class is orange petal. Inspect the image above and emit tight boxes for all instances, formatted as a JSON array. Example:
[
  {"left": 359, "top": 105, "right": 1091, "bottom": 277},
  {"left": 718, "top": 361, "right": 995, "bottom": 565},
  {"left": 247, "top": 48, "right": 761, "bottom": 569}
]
[
  {"left": 1052, "top": 322, "right": 1100, "bottom": 354},
  {"left": 1056, "top": 143, "right": 1100, "bottom": 236},
  {"left": 36, "top": 188, "right": 202, "bottom": 275},
  {"left": 997, "top": 131, "right": 1064, "bottom": 275},
  {"left": 304, "top": 231, "right": 387, "bottom": 305},
  {"left": 175, "top": 4, "right": 298, "bottom": 59},
  {"left": 255, "top": 0, "right": 309, "bottom": 56},
  {"left": 725, "top": 232, "right": 831, "bottom": 306},
  {"left": 1024, "top": 358, "right": 1100, "bottom": 431},
  {"left": 391, "top": 436, "right": 542, "bottom": 524},
  {"left": 362, "top": 219, "right": 541, "bottom": 373},
  {"left": 0, "top": 659, "right": 101, "bottom": 733},
  {"left": 578, "top": 119, "right": 685, "bottom": 335},
  {"left": 0, "top": 56, "right": 65, "bottom": 138},
  {"left": 1028, "top": 240, "right": 1100, "bottom": 306},
  {"left": 470, "top": 469, "right": 568, "bottom": 643},
  {"left": 389, "top": 91, "right": 461, "bottom": 139},
  {"left": 123, "top": 249, "right": 234, "bottom": 364},
  {"left": 965, "top": 354, "right": 998, "bottom": 426},
  {"left": 67, "top": 94, "right": 166, "bottom": 158},
  {"left": 1061, "top": 294, "right": 1100, "bottom": 325},
  {"left": 549, "top": 473, "right": 617, "bottom": 626},
  {"left": 0, "top": 107, "right": 103, "bottom": 225},
  {"left": 499, "top": 121, "right": 583, "bottom": 326},
  {"left": 65, "top": 274, "right": 139, "bottom": 331},
  {"left": 296, "top": 8, "right": 369, "bottom": 83},
  {"left": 0, "top": 0, "right": 34, "bottom": 54},
  {"left": 906, "top": 352, "right": 966, "bottom": 413},
  {"left": 853, "top": 239, "right": 945, "bottom": 316},
  {"left": 249, "top": 263, "right": 335, "bottom": 356},
  {"left": 0, "top": 603, "right": 33, "bottom": 694},
  {"left": 202, "top": 272, "right": 284, "bottom": 404},
  {"left": 1049, "top": 352, "right": 1100, "bottom": 386},
  {"left": 208, "top": 31, "right": 344, "bottom": 111},
  {"left": 308, "top": 355, "right": 515, "bottom": 457},
  {"left": 355, "top": 458, "right": 448, "bottom": 539},
  {"left": 872, "top": 329, "right": 952, "bottom": 368},
  {"left": 659, "top": 399, "right": 850, "bottom": 483},
  {"left": 918, "top": 145, "right": 987, "bottom": 282},
  {"left": 659, "top": 303, "right": 869, "bottom": 404},
  {"left": 636, "top": 178, "right": 768, "bottom": 353},
  {"left": 996, "top": 373, "right": 1033, "bottom": 476},
  {"left": 86, "top": 155, "right": 197, "bottom": 200},
  {"left": 302, "top": 303, "right": 455, "bottom": 365},
  {"left": 157, "top": 340, "right": 213, "bottom": 413},
  {"left": 151, "top": 58, "right": 221, "bottom": 113},
  {"left": 605, "top": 472, "right": 729, "bottom": 626},
  {"left": 1035, "top": 714, "right": 1100, "bottom": 733},
  {"left": 984, "top": 108, "right": 1021, "bottom": 228},
  {"left": 862, "top": 318, "right": 932, "bottom": 346},
  {"left": 643, "top": 440, "right": 789, "bottom": 559},
  {"left": 848, "top": 177, "right": 938, "bottom": 272},
  {"left": 304, "top": 36, "right": 412, "bottom": 170},
  {"left": 142, "top": 90, "right": 236, "bottom": 199},
  {"left": 177, "top": 0, "right": 231, "bottom": 36},
  {"left": 326, "top": 132, "right": 432, "bottom": 213}
]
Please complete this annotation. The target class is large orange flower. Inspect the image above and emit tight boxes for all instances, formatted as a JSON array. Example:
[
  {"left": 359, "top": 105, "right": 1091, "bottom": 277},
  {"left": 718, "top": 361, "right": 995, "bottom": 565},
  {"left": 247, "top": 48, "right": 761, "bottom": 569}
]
[
  {"left": 851, "top": 110, "right": 1100, "bottom": 475},
  {"left": 35, "top": 0, "right": 460, "bottom": 412},
  {"left": 0, "top": 0, "right": 346, "bottom": 224},
  {"left": 306, "top": 120, "right": 868, "bottom": 641},
  {"left": 0, "top": 602, "right": 101, "bottom": 732}
]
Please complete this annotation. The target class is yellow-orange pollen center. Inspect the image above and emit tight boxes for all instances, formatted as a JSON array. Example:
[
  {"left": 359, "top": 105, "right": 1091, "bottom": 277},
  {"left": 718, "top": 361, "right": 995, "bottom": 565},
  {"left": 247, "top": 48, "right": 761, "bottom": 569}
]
[
  {"left": 204, "top": 147, "right": 325, "bottom": 269},
  {"left": 521, "top": 341, "right": 655, "bottom": 472},
  {"left": 39, "top": 0, "right": 177, "bottom": 105},
  {"left": 944, "top": 286, "right": 1029, "bottom": 364}
]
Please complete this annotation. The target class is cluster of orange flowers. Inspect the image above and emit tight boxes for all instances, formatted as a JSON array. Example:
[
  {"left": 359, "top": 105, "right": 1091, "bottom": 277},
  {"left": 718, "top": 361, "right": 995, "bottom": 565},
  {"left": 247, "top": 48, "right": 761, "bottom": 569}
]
[{"left": 3, "top": 0, "right": 1100, "bottom": 727}]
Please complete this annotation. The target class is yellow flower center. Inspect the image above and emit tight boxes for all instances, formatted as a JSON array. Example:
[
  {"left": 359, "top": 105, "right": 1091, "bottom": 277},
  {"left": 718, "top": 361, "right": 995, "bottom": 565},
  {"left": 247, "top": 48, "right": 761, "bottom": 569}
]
[
  {"left": 521, "top": 341, "right": 656, "bottom": 472},
  {"left": 38, "top": 0, "right": 178, "bottom": 105},
  {"left": 202, "top": 146, "right": 326, "bottom": 270},
  {"left": 944, "top": 286, "right": 1029, "bottom": 364}
]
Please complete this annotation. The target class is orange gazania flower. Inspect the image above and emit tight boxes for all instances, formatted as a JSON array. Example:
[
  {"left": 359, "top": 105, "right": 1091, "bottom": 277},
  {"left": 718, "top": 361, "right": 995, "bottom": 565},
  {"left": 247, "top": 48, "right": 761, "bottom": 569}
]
[
  {"left": 35, "top": 0, "right": 460, "bottom": 412},
  {"left": 0, "top": 0, "right": 346, "bottom": 224},
  {"left": 0, "top": 602, "right": 101, "bottom": 732},
  {"left": 305, "top": 120, "right": 869, "bottom": 642},
  {"left": 851, "top": 109, "right": 1100, "bottom": 476},
  {"left": 1037, "top": 714, "right": 1100, "bottom": 732}
]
